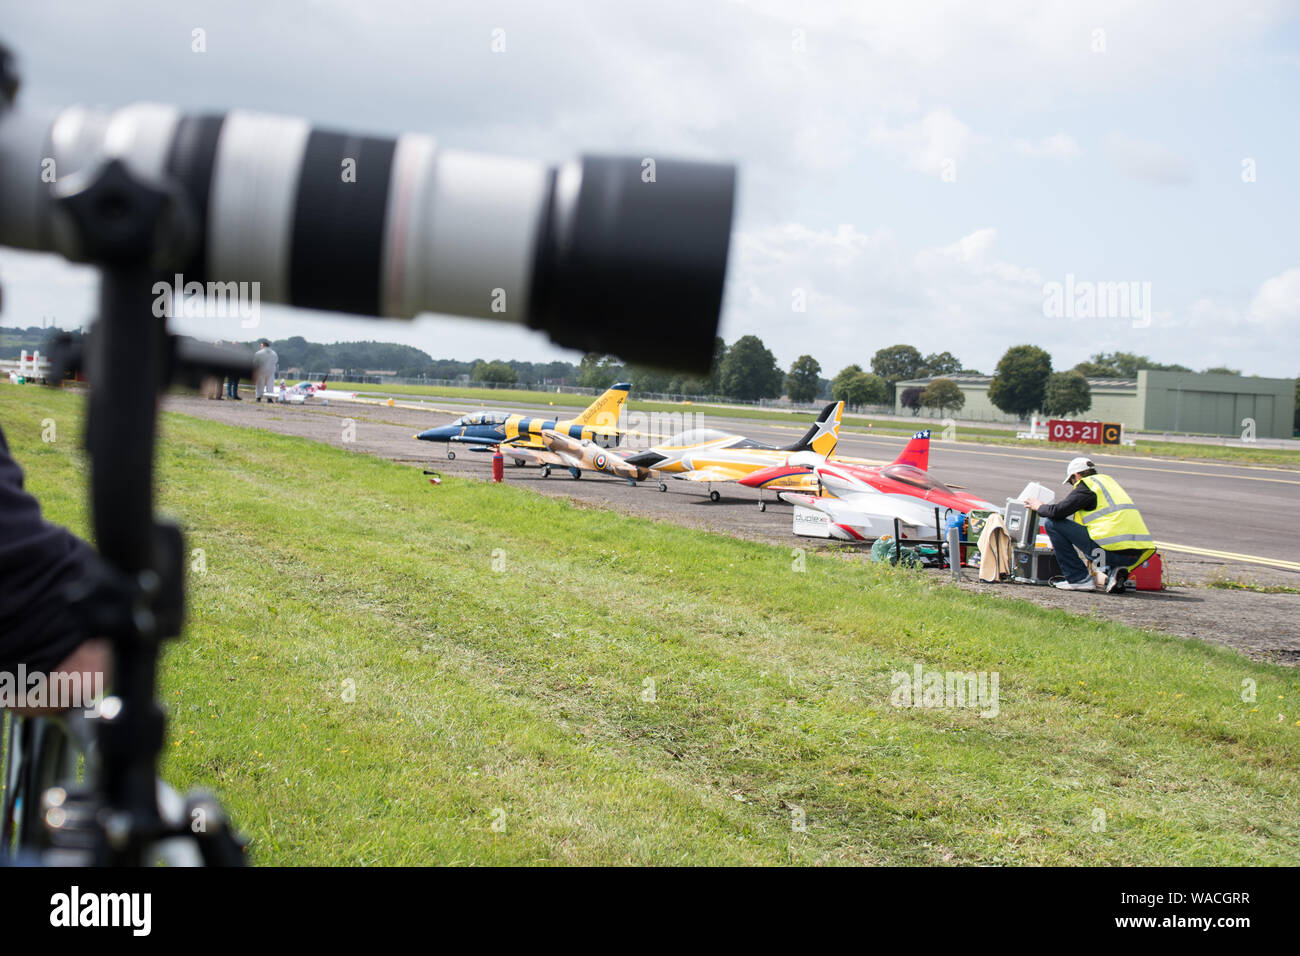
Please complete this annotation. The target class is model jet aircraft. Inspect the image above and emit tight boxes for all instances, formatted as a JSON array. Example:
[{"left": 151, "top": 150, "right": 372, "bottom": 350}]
[
  {"left": 269, "top": 375, "right": 357, "bottom": 404},
  {"left": 530, "top": 429, "right": 643, "bottom": 483},
  {"left": 622, "top": 401, "right": 844, "bottom": 501},
  {"left": 415, "top": 383, "right": 629, "bottom": 460},
  {"left": 739, "top": 430, "right": 997, "bottom": 540}
]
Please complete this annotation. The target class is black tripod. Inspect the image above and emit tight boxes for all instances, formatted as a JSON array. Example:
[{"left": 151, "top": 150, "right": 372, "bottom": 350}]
[{"left": 15, "top": 157, "right": 249, "bottom": 865}]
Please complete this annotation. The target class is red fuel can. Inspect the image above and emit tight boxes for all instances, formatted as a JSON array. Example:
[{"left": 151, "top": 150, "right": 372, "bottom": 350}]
[
  {"left": 1130, "top": 553, "right": 1163, "bottom": 591},
  {"left": 492, "top": 449, "right": 504, "bottom": 483}
]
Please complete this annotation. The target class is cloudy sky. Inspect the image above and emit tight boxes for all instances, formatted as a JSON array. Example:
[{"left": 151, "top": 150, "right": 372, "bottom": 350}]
[{"left": 2, "top": 0, "right": 1298, "bottom": 378}]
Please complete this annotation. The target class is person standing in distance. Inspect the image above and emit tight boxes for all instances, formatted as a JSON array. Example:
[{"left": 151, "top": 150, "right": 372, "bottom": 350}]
[{"left": 252, "top": 339, "right": 278, "bottom": 403}]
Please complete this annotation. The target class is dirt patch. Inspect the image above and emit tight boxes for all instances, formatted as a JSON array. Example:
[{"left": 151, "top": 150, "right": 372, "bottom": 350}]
[{"left": 165, "top": 393, "right": 1300, "bottom": 665}]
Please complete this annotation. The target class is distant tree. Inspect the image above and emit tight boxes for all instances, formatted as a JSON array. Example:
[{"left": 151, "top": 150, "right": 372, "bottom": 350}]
[
  {"left": 1041, "top": 370, "right": 1092, "bottom": 417},
  {"left": 719, "top": 335, "right": 783, "bottom": 400},
  {"left": 1201, "top": 366, "right": 1241, "bottom": 376},
  {"left": 920, "top": 351, "right": 963, "bottom": 377},
  {"left": 1294, "top": 376, "right": 1300, "bottom": 433},
  {"left": 1074, "top": 351, "right": 1191, "bottom": 377},
  {"left": 920, "top": 378, "right": 965, "bottom": 416},
  {"left": 899, "top": 387, "right": 923, "bottom": 416},
  {"left": 508, "top": 360, "right": 539, "bottom": 385},
  {"left": 855, "top": 372, "right": 888, "bottom": 406},
  {"left": 871, "top": 344, "right": 925, "bottom": 400},
  {"left": 627, "top": 365, "right": 673, "bottom": 395},
  {"left": 785, "top": 355, "right": 822, "bottom": 403},
  {"left": 832, "top": 368, "right": 887, "bottom": 407},
  {"left": 471, "top": 360, "right": 517, "bottom": 384},
  {"left": 989, "top": 345, "right": 1052, "bottom": 419},
  {"left": 577, "top": 353, "right": 623, "bottom": 389},
  {"left": 831, "top": 365, "right": 864, "bottom": 401},
  {"left": 705, "top": 336, "right": 726, "bottom": 395},
  {"left": 666, "top": 336, "right": 727, "bottom": 397}
]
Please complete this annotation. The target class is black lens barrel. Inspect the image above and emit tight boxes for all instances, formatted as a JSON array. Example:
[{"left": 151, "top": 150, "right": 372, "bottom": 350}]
[
  {"left": 4, "top": 100, "right": 736, "bottom": 374},
  {"left": 529, "top": 156, "right": 734, "bottom": 375}
]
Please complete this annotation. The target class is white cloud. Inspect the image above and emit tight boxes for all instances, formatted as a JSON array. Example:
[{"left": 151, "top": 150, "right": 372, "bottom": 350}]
[
  {"left": 1104, "top": 131, "right": 1194, "bottom": 185},
  {"left": 728, "top": 222, "right": 1299, "bottom": 379},
  {"left": 0, "top": 250, "right": 97, "bottom": 332},
  {"left": 1, "top": 0, "right": 1296, "bottom": 376},
  {"left": 1250, "top": 267, "right": 1300, "bottom": 324},
  {"left": 727, "top": 223, "right": 1050, "bottom": 373},
  {"left": 869, "top": 109, "right": 979, "bottom": 175},
  {"left": 1013, "top": 133, "right": 1081, "bottom": 159}
]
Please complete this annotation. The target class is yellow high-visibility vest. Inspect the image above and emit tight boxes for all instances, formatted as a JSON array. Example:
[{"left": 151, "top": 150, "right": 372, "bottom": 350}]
[{"left": 1072, "top": 473, "right": 1155, "bottom": 562}]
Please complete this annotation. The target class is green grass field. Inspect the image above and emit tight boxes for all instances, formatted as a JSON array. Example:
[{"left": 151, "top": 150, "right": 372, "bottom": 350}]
[
  {"left": 4, "top": 383, "right": 1299, "bottom": 865},
  {"left": 334, "top": 380, "right": 1300, "bottom": 467}
]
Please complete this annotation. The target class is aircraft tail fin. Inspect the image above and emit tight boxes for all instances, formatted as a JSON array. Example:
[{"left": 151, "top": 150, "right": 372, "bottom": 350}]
[
  {"left": 785, "top": 401, "right": 843, "bottom": 456},
  {"left": 572, "top": 382, "right": 630, "bottom": 431},
  {"left": 892, "top": 430, "right": 930, "bottom": 470}
]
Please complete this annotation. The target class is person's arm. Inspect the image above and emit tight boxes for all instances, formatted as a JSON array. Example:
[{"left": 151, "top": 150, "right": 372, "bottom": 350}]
[
  {"left": 0, "top": 424, "right": 98, "bottom": 674},
  {"left": 1032, "top": 483, "right": 1096, "bottom": 520}
]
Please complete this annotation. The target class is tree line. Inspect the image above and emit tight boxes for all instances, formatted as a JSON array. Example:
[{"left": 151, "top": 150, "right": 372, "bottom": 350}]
[
  {"left": 980, "top": 346, "right": 1258, "bottom": 421},
  {"left": 7, "top": 324, "right": 1292, "bottom": 430}
]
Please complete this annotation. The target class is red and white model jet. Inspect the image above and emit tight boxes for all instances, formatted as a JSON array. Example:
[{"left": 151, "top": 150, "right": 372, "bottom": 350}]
[
  {"left": 739, "top": 430, "right": 997, "bottom": 541},
  {"left": 270, "top": 375, "right": 358, "bottom": 404}
]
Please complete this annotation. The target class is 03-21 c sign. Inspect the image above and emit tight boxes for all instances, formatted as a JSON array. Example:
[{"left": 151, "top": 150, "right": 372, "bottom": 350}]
[{"left": 1047, "top": 420, "right": 1121, "bottom": 445}]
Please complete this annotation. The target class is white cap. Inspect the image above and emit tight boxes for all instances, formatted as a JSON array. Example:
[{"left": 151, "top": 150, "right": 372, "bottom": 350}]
[{"left": 1063, "top": 456, "right": 1095, "bottom": 484}]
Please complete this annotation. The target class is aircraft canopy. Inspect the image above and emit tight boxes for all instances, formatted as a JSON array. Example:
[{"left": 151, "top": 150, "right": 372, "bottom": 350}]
[
  {"left": 882, "top": 463, "right": 954, "bottom": 494},
  {"left": 663, "top": 428, "right": 733, "bottom": 447},
  {"left": 454, "top": 411, "right": 510, "bottom": 426}
]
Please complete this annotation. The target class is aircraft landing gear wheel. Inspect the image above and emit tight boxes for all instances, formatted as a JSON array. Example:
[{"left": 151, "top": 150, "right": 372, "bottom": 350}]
[
  {"left": 542, "top": 465, "right": 550, "bottom": 478},
  {"left": 658, "top": 482, "right": 667, "bottom": 492},
  {"left": 514, "top": 459, "right": 525, "bottom": 467},
  {"left": 571, "top": 469, "right": 582, "bottom": 480},
  {"left": 759, "top": 500, "right": 766, "bottom": 512},
  {"left": 447, "top": 450, "right": 456, "bottom": 460},
  {"left": 709, "top": 490, "right": 721, "bottom": 503}
]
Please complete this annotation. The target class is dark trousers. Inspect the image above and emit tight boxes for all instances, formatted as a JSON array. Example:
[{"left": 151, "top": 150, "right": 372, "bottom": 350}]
[
  {"left": 226, "top": 376, "right": 239, "bottom": 397},
  {"left": 1043, "top": 517, "right": 1145, "bottom": 583}
]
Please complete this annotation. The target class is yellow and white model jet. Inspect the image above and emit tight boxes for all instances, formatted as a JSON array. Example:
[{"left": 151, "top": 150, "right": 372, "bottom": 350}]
[{"left": 623, "top": 401, "right": 844, "bottom": 501}]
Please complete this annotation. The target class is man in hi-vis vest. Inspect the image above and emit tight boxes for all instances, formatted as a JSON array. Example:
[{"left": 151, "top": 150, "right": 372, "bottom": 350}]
[{"left": 1024, "top": 457, "right": 1155, "bottom": 593}]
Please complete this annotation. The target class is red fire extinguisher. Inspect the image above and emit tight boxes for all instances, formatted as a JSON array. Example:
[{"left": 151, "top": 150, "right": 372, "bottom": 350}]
[{"left": 492, "top": 448, "right": 504, "bottom": 483}]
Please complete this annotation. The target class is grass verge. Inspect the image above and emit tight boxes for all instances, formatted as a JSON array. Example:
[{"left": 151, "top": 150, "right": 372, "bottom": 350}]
[{"left": 4, "top": 384, "right": 1299, "bottom": 865}]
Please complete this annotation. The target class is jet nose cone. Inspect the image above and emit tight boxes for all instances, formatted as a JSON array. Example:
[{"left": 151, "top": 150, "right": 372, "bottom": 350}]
[
  {"left": 738, "top": 467, "right": 777, "bottom": 488},
  {"left": 416, "top": 427, "right": 451, "bottom": 441}
]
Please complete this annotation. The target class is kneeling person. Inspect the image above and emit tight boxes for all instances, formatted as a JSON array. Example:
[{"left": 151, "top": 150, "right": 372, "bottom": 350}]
[{"left": 1025, "top": 457, "right": 1154, "bottom": 593}]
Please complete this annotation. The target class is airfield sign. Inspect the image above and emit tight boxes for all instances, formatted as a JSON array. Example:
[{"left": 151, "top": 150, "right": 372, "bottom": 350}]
[{"left": 1047, "top": 420, "right": 1122, "bottom": 445}]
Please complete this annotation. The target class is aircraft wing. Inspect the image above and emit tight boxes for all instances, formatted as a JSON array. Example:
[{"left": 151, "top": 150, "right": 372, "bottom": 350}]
[
  {"left": 675, "top": 465, "right": 754, "bottom": 483},
  {"left": 502, "top": 446, "right": 566, "bottom": 467},
  {"left": 828, "top": 454, "right": 887, "bottom": 466},
  {"left": 829, "top": 489, "right": 945, "bottom": 528},
  {"left": 449, "top": 434, "right": 502, "bottom": 446}
]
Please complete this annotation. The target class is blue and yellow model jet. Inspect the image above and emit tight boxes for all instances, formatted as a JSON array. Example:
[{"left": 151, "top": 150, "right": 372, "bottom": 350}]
[{"left": 415, "top": 383, "right": 630, "bottom": 461}]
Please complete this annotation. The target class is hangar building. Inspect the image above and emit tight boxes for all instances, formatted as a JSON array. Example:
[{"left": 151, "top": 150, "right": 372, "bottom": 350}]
[{"left": 892, "top": 370, "right": 1295, "bottom": 439}]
